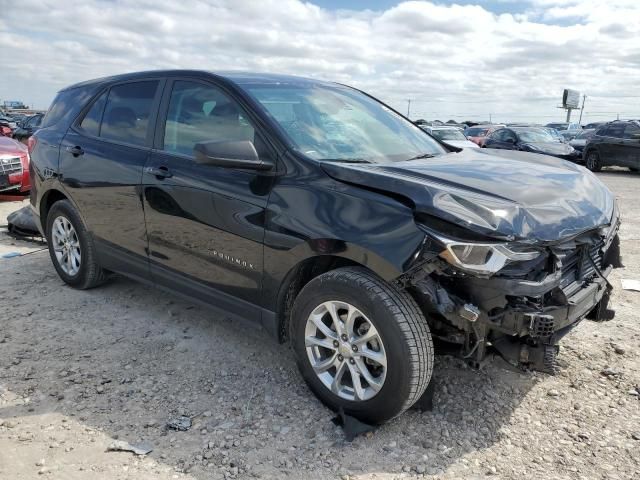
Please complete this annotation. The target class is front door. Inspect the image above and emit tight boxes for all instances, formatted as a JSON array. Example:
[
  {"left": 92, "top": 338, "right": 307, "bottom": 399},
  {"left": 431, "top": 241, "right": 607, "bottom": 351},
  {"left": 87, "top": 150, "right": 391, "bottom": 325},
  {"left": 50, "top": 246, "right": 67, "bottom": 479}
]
[{"left": 142, "top": 79, "right": 276, "bottom": 320}]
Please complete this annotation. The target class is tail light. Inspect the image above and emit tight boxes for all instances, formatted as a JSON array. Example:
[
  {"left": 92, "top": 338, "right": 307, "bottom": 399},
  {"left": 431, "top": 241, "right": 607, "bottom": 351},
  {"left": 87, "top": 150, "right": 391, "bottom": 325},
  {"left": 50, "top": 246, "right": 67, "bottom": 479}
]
[{"left": 27, "top": 135, "right": 37, "bottom": 154}]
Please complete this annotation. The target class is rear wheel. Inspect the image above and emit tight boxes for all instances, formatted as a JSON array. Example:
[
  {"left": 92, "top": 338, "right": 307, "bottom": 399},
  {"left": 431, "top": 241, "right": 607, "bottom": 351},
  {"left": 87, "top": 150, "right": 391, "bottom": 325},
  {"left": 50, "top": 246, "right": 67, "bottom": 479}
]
[
  {"left": 291, "top": 267, "right": 433, "bottom": 424},
  {"left": 46, "top": 200, "right": 107, "bottom": 289},
  {"left": 585, "top": 149, "right": 602, "bottom": 172}
]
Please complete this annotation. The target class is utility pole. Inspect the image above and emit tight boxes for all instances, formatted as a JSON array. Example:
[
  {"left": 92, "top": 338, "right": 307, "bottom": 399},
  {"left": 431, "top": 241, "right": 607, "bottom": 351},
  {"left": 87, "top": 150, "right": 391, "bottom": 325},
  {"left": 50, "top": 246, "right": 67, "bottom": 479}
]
[
  {"left": 406, "top": 99, "right": 411, "bottom": 118},
  {"left": 489, "top": 113, "right": 492, "bottom": 123},
  {"left": 578, "top": 95, "right": 587, "bottom": 124}
]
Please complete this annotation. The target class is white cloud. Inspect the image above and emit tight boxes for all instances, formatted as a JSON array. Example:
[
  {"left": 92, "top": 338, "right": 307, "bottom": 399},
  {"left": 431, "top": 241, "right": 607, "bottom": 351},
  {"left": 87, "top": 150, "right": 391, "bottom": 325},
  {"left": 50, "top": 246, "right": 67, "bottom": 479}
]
[{"left": 0, "top": 0, "right": 639, "bottom": 123}]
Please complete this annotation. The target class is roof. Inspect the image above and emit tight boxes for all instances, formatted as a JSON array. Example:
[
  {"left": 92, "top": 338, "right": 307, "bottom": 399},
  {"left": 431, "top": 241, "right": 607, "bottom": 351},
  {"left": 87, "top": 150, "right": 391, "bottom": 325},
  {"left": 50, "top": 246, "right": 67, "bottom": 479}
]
[{"left": 60, "top": 70, "right": 338, "bottom": 92}]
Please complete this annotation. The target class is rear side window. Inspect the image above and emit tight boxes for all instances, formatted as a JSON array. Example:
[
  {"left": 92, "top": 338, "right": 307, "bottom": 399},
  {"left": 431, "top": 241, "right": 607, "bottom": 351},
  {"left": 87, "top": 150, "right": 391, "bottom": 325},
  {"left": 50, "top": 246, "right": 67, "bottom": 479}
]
[
  {"left": 79, "top": 91, "right": 107, "bottom": 137},
  {"left": 100, "top": 81, "right": 159, "bottom": 147},
  {"left": 606, "top": 123, "right": 626, "bottom": 139},
  {"left": 41, "top": 89, "right": 79, "bottom": 128},
  {"left": 624, "top": 123, "right": 640, "bottom": 139}
]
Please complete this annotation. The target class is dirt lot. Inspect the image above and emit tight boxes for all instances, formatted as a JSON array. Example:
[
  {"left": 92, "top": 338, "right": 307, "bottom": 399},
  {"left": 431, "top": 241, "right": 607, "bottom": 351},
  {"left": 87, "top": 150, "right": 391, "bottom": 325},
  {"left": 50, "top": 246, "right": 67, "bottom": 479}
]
[{"left": 1, "top": 172, "right": 639, "bottom": 480}]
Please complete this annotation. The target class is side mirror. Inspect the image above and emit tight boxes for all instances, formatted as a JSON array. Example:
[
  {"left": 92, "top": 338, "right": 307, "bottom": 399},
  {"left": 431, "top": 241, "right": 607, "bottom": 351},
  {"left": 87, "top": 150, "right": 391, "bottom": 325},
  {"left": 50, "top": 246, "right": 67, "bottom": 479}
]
[{"left": 193, "top": 140, "right": 273, "bottom": 171}]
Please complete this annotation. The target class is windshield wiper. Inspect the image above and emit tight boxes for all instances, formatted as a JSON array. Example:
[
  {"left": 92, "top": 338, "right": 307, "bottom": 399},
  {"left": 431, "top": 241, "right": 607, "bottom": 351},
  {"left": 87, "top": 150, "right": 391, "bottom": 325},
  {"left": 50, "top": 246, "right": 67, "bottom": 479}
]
[
  {"left": 406, "top": 153, "right": 437, "bottom": 161},
  {"left": 321, "top": 158, "right": 372, "bottom": 164}
]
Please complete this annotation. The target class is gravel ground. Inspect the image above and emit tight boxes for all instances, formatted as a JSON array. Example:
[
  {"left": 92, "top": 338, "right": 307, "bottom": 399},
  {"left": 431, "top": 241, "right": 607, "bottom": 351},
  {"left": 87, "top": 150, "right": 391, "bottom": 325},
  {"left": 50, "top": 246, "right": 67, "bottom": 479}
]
[{"left": 1, "top": 171, "right": 639, "bottom": 480}]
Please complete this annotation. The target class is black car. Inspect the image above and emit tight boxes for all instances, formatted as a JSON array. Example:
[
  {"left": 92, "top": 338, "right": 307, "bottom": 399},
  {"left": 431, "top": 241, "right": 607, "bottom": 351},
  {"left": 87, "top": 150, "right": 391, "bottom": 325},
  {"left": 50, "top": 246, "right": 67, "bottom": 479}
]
[
  {"left": 582, "top": 120, "right": 640, "bottom": 172},
  {"left": 30, "top": 70, "right": 620, "bottom": 424},
  {"left": 12, "top": 113, "right": 43, "bottom": 143},
  {"left": 483, "top": 127, "right": 580, "bottom": 160}
]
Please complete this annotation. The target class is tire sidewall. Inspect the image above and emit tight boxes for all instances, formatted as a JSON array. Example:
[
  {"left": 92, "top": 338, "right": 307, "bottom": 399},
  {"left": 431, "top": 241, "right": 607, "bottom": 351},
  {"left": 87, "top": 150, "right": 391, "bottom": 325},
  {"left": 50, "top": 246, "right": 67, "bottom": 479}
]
[
  {"left": 46, "top": 201, "right": 90, "bottom": 288},
  {"left": 291, "top": 275, "right": 420, "bottom": 424}
]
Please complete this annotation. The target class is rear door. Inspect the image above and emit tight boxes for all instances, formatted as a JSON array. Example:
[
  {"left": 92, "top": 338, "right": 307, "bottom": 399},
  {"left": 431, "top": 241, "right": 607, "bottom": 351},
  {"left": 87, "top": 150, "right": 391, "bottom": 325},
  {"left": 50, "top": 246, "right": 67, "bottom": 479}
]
[
  {"left": 59, "top": 79, "right": 163, "bottom": 276},
  {"left": 623, "top": 123, "right": 640, "bottom": 169},
  {"left": 142, "top": 78, "right": 276, "bottom": 320},
  {"left": 602, "top": 123, "right": 628, "bottom": 166}
]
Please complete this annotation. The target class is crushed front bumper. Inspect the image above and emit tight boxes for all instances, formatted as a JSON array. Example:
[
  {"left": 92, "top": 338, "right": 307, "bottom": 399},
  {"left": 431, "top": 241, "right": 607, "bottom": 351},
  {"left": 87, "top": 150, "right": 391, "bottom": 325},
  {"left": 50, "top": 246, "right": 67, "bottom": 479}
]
[{"left": 411, "top": 230, "right": 620, "bottom": 373}]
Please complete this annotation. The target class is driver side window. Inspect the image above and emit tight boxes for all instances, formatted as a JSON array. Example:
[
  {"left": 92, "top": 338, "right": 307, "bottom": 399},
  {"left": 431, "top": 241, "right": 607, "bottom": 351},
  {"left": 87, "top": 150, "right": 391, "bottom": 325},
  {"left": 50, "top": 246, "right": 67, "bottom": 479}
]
[{"left": 163, "top": 81, "right": 255, "bottom": 157}]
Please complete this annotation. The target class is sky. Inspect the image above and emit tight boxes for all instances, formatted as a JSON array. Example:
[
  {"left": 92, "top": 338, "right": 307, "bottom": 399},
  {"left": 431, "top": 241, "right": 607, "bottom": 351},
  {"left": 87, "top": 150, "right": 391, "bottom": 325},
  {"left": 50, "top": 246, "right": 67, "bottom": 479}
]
[{"left": 1, "top": 0, "right": 639, "bottom": 123}]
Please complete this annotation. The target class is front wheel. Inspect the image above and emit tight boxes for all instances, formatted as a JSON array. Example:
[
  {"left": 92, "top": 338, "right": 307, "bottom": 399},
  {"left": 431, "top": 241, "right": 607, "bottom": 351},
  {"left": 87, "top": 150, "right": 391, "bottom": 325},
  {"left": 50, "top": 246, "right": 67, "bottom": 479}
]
[
  {"left": 585, "top": 149, "right": 602, "bottom": 172},
  {"left": 290, "top": 267, "right": 434, "bottom": 424}
]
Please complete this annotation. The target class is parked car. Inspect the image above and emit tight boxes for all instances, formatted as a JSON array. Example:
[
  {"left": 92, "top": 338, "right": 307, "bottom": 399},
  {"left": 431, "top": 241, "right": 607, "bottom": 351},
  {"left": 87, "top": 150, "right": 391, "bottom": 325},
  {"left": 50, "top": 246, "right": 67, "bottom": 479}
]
[
  {"left": 0, "top": 116, "right": 17, "bottom": 136},
  {"left": 0, "top": 120, "right": 13, "bottom": 137},
  {"left": 464, "top": 124, "right": 504, "bottom": 146},
  {"left": 0, "top": 136, "right": 30, "bottom": 194},
  {"left": 421, "top": 126, "right": 479, "bottom": 149},
  {"left": 568, "top": 129, "right": 596, "bottom": 154},
  {"left": 0, "top": 116, "right": 18, "bottom": 130},
  {"left": 483, "top": 127, "right": 580, "bottom": 161},
  {"left": 546, "top": 122, "right": 582, "bottom": 141},
  {"left": 583, "top": 121, "right": 606, "bottom": 130},
  {"left": 12, "top": 113, "right": 44, "bottom": 143},
  {"left": 582, "top": 120, "right": 640, "bottom": 172},
  {"left": 30, "top": 70, "right": 620, "bottom": 424}
]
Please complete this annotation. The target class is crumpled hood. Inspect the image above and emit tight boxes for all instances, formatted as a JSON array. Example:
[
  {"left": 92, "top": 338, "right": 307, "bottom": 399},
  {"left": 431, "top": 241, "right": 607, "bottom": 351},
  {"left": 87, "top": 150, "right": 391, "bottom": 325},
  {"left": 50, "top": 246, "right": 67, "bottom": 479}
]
[
  {"left": 321, "top": 148, "right": 616, "bottom": 243},
  {"left": 524, "top": 142, "right": 574, "bottom": 156}
]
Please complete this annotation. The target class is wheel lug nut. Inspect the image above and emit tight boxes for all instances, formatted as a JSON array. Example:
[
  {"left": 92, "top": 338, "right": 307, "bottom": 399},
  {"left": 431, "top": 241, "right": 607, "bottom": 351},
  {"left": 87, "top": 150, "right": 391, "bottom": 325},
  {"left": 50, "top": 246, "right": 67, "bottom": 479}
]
[
  {"left": 333, "top": 340, "right": 339, "bottom": 348},
  {"left": 352, "top": 345, "right": 358, "bottom": 352},
  {"left": 349, "top": 358, "right": 355, "bottom": 364},
  {"left": 341, "top": 334, "right": 348, "bottom": 341},
  {"left": 337, "top": 354, "right": 344, "bottom": 362}
]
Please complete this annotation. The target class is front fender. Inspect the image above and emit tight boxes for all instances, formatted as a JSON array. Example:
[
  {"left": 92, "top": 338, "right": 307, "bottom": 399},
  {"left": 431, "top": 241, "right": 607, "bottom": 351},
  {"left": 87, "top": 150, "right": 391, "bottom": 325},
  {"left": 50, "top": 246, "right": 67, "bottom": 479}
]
[{"left": 261, "top": 179, "right": 426, "bottom": 312}]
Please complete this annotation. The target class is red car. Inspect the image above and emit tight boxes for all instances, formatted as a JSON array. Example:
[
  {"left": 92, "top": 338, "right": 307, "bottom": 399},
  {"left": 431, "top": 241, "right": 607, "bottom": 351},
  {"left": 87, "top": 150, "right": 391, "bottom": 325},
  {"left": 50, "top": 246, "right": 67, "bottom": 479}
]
[
  {"left": 464, "top": 124, "right": 505, "bottom": 146},
  {"left": 0, "top": 137, "right": 30, "bottom": 194}
]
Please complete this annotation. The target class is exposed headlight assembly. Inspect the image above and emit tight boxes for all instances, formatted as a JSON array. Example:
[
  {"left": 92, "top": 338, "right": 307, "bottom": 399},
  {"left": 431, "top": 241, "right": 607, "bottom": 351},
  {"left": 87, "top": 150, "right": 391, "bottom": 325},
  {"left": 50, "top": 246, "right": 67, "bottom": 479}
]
[{"left": 438, "top": 240, "right": 541, "bottom": 276}]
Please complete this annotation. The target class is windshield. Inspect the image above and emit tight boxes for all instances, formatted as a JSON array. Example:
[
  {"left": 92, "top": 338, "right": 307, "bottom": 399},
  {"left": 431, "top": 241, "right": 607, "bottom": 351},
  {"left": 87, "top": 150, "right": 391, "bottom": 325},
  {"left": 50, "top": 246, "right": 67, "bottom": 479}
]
[
  {"left": 515, "top": 129, "right": 555, "bottom": 143},
  {"left": 431, "top": 129, "right": 466, "bottom": 141},
  {"left": 465, "top": 127, "right": 487, "bottom": 137},
  {"left": 547, "top": 123, "right": 568, "bottom": 131},
  {"left": 245, "top": 84, "right": 446, "bottom": 162},
  {"left": 574, "top": 130, "right": 593, "bottom": 139}
]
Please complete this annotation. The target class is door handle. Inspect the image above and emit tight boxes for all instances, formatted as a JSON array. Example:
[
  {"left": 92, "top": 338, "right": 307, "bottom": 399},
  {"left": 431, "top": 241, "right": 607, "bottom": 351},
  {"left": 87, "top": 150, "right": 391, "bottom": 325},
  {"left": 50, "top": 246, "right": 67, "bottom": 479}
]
[
  {"left": 67, "top": 146, "right": 84, "bottom": 157},
  {"left": 145, "top": 166, "right": 173, "bottom": 179}
]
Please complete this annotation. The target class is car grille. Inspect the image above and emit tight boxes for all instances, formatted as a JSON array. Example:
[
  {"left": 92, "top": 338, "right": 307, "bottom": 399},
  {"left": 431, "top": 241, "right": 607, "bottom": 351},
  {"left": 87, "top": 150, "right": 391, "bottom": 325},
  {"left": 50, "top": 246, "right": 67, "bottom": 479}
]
[
  {"left": 559, "top": 241, "right": 604, "bottom": 294},
  {"left": 0, "top": 156, "right": 22, "bottom": 175}
]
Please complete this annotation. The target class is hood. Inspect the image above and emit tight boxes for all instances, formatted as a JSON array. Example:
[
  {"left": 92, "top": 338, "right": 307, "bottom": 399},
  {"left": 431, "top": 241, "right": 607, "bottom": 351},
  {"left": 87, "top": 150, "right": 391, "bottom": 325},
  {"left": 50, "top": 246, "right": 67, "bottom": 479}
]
[
  {"left": 522, "top": 142, "right": 574, "bottom": 155},
  {"left": 321, "top": 148, "right": 615, "bottom": 243},
  {"left": 0, "top": 137, "right": 27, "bottom": 156},
  {"left": 443, "top": 140, "right": 479, "bottom": 149}
]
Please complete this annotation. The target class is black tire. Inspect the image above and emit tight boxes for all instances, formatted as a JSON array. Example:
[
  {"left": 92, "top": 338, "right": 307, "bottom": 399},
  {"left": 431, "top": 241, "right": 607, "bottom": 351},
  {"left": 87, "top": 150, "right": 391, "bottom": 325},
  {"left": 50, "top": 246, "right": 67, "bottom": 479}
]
[
  {"left": 585, "top": 149, "right": 602, "bottom": 172},
  {"left": 290, "top": 267, "right": 434, "bottom": 424},
  {"left": 46, "top": 199, "right": 107, "bottom": 289}
]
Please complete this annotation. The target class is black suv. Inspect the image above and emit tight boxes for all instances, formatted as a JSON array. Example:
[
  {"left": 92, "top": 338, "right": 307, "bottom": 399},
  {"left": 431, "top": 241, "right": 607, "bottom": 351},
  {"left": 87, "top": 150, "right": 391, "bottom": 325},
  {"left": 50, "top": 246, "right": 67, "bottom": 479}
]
[
  {"left": 30, "top": 70, "right": 620, "bottom": 424},
  {"left": 583, "top": 120, "right": 640, "bottom": 172},
  {"left": 483, "top": 126, "right": 580, "bottom": 160}
]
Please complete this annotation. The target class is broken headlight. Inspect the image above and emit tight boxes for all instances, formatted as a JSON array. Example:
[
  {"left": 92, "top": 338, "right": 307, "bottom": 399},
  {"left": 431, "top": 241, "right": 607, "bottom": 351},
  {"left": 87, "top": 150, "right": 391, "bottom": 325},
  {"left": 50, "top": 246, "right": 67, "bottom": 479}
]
[{"left": 439, "top": 241, "right": 541, "bottom": 276}]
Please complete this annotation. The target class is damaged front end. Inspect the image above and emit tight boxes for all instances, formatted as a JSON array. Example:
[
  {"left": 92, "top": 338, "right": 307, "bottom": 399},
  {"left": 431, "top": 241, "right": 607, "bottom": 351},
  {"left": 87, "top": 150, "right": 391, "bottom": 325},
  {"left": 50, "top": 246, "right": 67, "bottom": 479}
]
[{"left": 401, "top": 213, "right": 622, "bottom": 374}]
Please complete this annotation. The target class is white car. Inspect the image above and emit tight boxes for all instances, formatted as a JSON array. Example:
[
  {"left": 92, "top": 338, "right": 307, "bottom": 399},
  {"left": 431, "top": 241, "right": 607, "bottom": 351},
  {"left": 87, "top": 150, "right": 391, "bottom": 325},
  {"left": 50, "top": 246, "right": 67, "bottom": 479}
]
[{"left": 422, "top": 126, "right": 480, "bottom": 149}]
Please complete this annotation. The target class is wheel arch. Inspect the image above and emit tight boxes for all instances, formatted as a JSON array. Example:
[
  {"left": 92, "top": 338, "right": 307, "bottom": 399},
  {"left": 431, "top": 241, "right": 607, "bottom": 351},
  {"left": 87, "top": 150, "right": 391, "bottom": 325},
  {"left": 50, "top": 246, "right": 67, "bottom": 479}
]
[
  {"left": 273, "top": 254, "right": 373, "bottom": 343},
  {"left": 40, "top": 188, "right": 70, "bottom": 229}
]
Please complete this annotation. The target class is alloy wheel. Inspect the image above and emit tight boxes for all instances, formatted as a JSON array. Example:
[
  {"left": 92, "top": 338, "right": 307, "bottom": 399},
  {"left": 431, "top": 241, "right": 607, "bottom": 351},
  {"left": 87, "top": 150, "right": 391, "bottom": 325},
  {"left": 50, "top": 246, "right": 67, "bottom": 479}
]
[
  {"left": 304, "top": 301, "right": 387, "bottom": 401},
  {"left": 51, "top": 216, "right": 81, "bottom": 276},
  {"left": 586, "top": 151, "right": 599, "bottom": 170}
]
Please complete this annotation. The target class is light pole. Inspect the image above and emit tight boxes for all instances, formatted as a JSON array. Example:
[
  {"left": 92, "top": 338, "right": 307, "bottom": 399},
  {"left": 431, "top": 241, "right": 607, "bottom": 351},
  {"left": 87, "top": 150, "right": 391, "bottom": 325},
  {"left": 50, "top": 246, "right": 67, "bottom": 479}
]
[
  {"left": 578, "top": 95, "right": 587, "bottom": 124},
  {"left": 406, "top": 99, "right": 411, "bottom": 118}
]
